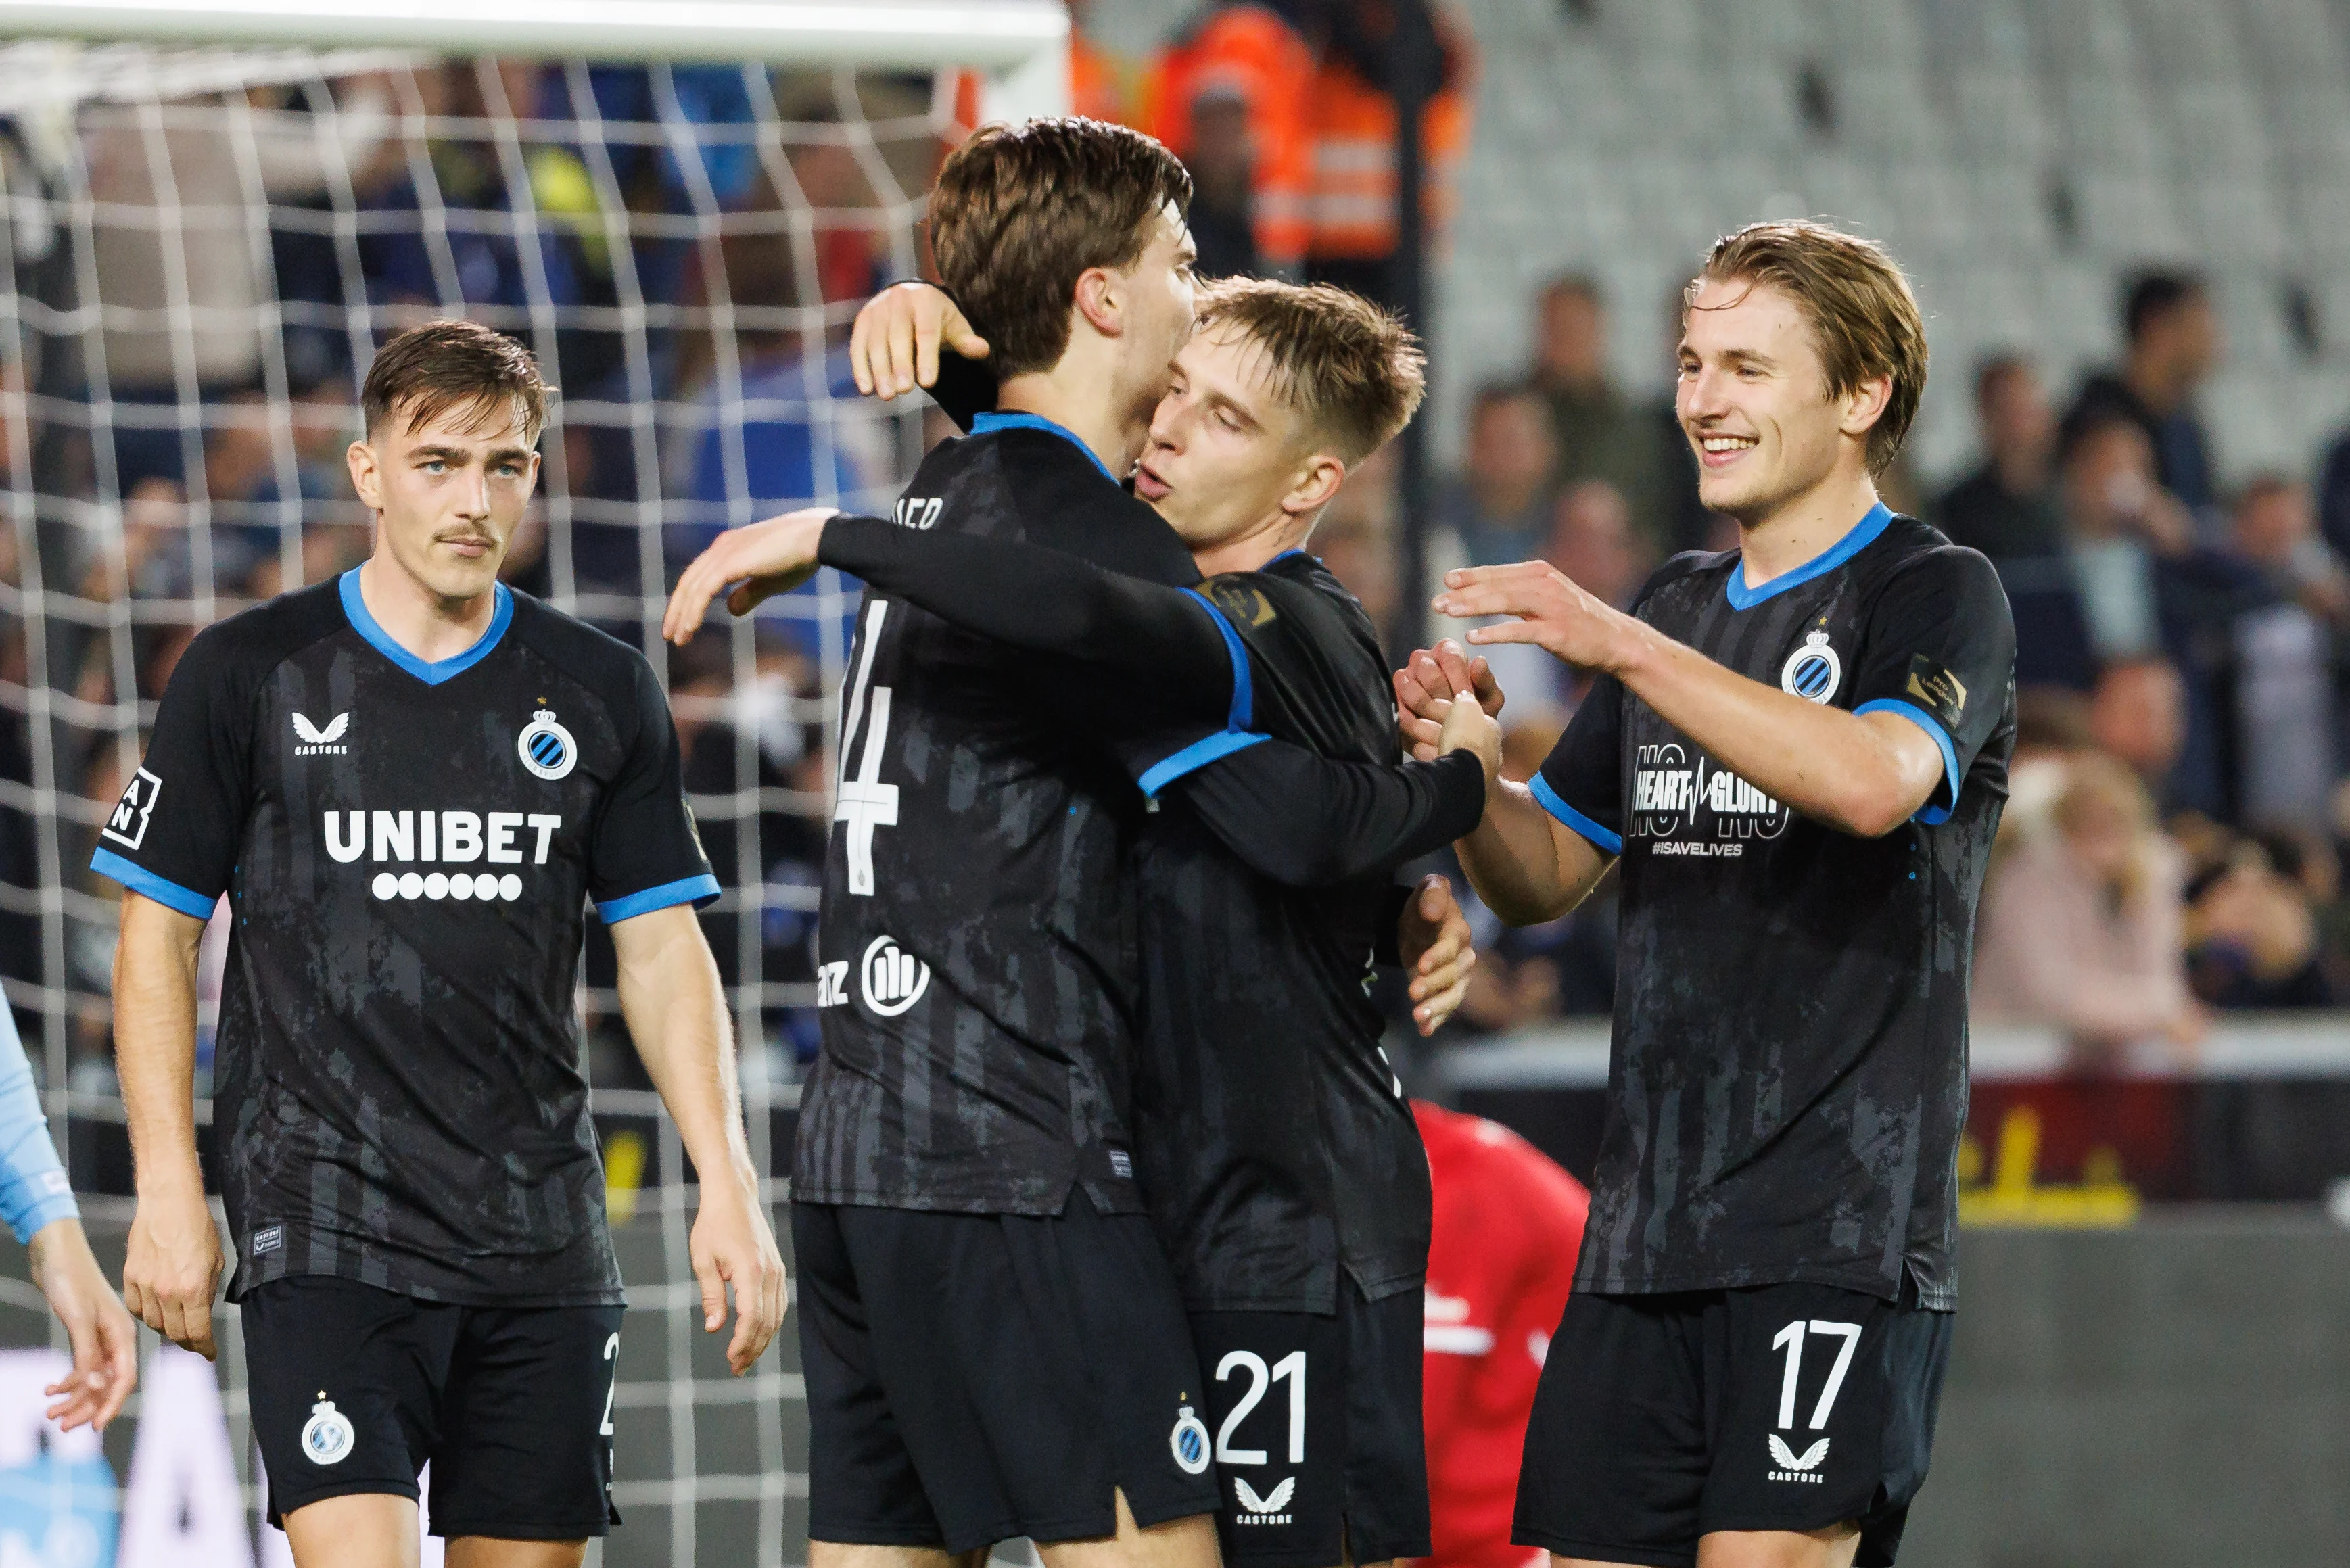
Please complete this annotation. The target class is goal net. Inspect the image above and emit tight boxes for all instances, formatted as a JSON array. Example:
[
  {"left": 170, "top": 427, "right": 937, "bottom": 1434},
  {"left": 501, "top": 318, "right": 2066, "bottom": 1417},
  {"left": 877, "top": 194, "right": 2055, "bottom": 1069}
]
[{"left": 0, "top": 9, "right": 1064, "bottom": 1563}]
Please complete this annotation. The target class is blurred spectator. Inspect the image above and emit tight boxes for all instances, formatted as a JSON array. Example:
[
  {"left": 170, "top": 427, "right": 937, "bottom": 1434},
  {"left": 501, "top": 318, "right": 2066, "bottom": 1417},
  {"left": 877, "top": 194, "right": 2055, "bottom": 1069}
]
[
  {"left": 2186, "top": 832, "right": 2339, "bottom": 1009},
  {"left": 1313, "top": 444, "right": 1400, "bottom": 634},
  {"left": 1933, "top": 356, "right": 2061, "bottom": 559},
  {"left": 1293, "top": 0, "right": 1476, "bottom": 312},
  {"left": 1973, "top": 751, "right": 2202, "bottom": 1051},
  {"left": 1415, "top": 1100, "right": 1587, "bottom": 1568},
  {"left": 2229, "top": 475, "right": 2350, "bottom": 623},
  {"left": 1529, "top": 276, "right": 1676, "bottom": 557},
  {"left": 82, "top": 76, "right": 394, "bottom": 493},
  {"left": 1432, "top": 385, "right": 1553, "bottom": 567},
  {"left": 1546, "top": 479, "right": 1651, "bottom": 612},
  {"left": 2088, "top": 656, "right": 2186, "bottom": 795},
  {"left": 2064, "top": 271, "right": 2222, "bottom": 529},
  {"left": 2226, "top": 478, "right": 2340, "bottom": 830},
  {"left": 2060, "top": 415, "right": 2190, "bottom": 665},
  {"left": 1143, "top": 1, "right": 1316, "bottom": 278}
]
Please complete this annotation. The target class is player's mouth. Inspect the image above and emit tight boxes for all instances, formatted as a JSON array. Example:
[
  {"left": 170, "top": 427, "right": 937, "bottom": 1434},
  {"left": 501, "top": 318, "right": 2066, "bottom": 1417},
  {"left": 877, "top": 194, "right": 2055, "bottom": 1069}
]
[
  {"left": 438, "top": 534, "right": 496, "bottom": 559},
  {"left": 1696, "top": 433, "right": 1759, "bottom": 469},
  {"left": 1134, "top": 459, "right": 1173, "bottom": 502}
]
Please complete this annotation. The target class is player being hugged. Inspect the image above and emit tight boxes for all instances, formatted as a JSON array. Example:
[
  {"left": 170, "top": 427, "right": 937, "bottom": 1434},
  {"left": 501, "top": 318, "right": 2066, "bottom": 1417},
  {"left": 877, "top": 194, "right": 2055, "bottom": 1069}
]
[
  {"left": 1399, "top": 221, "right": 2016, "bottom": 1568},
  {"left": 100, "top": 321, "right": 784, "bottom": 1568}
]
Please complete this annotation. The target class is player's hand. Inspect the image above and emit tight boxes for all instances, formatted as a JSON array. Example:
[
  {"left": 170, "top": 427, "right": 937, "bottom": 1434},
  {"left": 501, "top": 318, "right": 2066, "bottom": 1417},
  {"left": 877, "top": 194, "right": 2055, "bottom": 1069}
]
[
  {"left": 1431, "top": 561, "right": 1637, "bottom": 671},
  {"left": 1397, "top": 875, "right": 1477, "bottom": 1037},
  {"left": 690, "top": 1176, "right": 786, "bottom": 1377},
  {"left": 121, "top": 1183, "right": 222, "bottom": 1362},
  {"left": 849, "top": 281, "right": 990, "bottom": 400},
  {"left": 1394, "top": 640, "right": 1506, "bottom": 761},
  {"left": 1436, "top": 686, "right": 1503, "bottom": 782},
  {"left": 663, "top": 507, "right": 838, "bottom": 645},
  {"left": 28, "top": 1218, "right": 139, "bottom": 1431}
]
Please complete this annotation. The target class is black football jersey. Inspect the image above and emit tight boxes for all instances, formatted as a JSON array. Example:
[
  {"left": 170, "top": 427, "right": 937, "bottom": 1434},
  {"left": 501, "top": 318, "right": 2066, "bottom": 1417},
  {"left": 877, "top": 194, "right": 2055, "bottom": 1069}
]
[
  {"left": 1124, "top": 552, "right": 1434, "bottom": 1313},
  {"left": 791, "top": 417, "right": 1200, "bottom": 1217},
  {"left": 1535, "top": 506, "right": 2016, "bottom": 1308},
  {"left": 92, "top": 571, "right": 718, "bottom": 1304}
]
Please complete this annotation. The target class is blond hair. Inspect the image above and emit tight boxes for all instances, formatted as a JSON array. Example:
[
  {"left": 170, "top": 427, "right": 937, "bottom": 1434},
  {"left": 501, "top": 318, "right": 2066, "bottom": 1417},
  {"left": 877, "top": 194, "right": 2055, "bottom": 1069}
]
[{"left": 1194, "top": 279, "right": 1426, "bottom": 462}]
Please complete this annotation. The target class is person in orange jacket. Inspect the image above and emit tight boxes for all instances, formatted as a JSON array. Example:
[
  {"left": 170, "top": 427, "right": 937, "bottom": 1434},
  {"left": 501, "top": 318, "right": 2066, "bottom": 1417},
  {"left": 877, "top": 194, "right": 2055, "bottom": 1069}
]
[
  {"left": 1142, "top": 2, "right": 1319, "bottom": 277},
  {"left": 1413, "top": 1101, "right": 1589, "bottom": 1568},
  {"left": 1294, "top": 0, "right": 1476, "bottom": 307}
]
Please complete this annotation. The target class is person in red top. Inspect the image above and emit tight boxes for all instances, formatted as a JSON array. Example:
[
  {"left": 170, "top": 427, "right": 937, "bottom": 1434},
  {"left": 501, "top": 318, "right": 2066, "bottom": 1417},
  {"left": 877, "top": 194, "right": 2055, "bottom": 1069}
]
[{"left": 1413, "top": 1101, "right": 1589, "bottom": 1568}]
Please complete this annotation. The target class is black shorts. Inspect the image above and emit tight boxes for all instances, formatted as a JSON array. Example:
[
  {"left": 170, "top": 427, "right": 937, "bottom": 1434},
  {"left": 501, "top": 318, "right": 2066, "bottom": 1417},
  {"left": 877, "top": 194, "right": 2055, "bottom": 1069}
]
[
  {"left": 242, "top": 1275, "right": 624, "bottom": 1540},
  {"left": 1189, "top": 1284, "right": 1430, "bottom": 1568},
  {"left": 1514, "top": 1281, "right": 1952, "bottom": 1568},
  {"left": 795, "top": 1193, "right": 1221, "bottom": 1554}
]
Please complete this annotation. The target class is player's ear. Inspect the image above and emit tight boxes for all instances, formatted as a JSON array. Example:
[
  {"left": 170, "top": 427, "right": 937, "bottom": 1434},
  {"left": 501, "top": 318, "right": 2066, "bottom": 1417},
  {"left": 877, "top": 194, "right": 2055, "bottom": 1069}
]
[
  {"left": 1071, "top": 265, "right": 1123, "bottom": 343},
  {"left": 1282, "top": 452, "right": 1346, "bottom": 519},
  {"left": 347, "top": 438, "right": 383, "bottom": 510},
  {"left": 1840, "top": 373, "right": 1893, "bottom": 440}
]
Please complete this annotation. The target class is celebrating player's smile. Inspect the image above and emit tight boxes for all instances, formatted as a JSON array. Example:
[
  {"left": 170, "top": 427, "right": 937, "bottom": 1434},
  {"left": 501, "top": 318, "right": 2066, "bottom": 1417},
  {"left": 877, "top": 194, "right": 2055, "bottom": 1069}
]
[{"left": 99, "top": 320, "right": 784, "bottom": 1568}]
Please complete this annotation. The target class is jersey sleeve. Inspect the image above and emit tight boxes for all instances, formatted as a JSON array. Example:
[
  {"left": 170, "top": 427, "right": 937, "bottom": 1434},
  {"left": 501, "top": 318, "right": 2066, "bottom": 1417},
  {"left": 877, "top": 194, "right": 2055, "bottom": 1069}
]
[
  {"left": 0, "top": 1007, "right": 74, "bottom": 1245},
  {"left": 1531, "top": 676, "right": 1625, "bottom": 855},
  {"left": 1847, "top": 546, "right": 2017, "bottom": 824},
  {"left": 89, "top": 625, "right": 253, "bottom": 918},
  {"left": 588, "top": 658, "right": 722, "bottom": 922},
  {"left": 1167, "top": 745, "right": 1486, "bottom": 887},
  {"left": 816, "top": 513, "right": 1236, "bottom": 738}
]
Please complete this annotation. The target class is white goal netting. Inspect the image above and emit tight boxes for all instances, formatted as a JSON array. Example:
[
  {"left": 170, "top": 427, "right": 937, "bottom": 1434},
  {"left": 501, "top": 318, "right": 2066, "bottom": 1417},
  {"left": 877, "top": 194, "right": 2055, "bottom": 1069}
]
[{"left": 0, "top": 38, "right": 979, "bottom": 1567}]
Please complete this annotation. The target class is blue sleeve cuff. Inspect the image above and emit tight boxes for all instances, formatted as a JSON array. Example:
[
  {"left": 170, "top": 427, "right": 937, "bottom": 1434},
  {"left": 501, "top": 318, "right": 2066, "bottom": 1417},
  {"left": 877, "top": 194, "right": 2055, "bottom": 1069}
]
[
  {"left": 1855, "top": 699, "right": 1961, "bottom": 825},
  {"left": 1181, "top": 588, "right": 1254, "bottom": 730},
  {"left": 1528, "top": 773, "right": 1623, "bottom": 855},
  {"left": 89, "top": 849, "right": 218, "bottom": 920},
  {"left": 596, "top": 872, "right": 723, "bottom": 923},
  {"left": 9, "top": 1187, "right": 78, "bottom": 1246},
  {"left": 1137, "top": 730, "right": 1270, "bottom": 799}
]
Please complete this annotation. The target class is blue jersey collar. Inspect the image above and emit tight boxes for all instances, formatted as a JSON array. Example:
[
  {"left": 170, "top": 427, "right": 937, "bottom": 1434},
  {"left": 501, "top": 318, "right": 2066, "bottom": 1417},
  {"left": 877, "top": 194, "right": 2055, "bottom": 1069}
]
[
  {"left": 339, "top": 566, "right": 513, "bottom": 685},
  {"left": 970, "top": 412, "right": 1119, "bottom": 483},
  {"left": 1725, "top": 501, "right": 1893, "bottom": 610}
]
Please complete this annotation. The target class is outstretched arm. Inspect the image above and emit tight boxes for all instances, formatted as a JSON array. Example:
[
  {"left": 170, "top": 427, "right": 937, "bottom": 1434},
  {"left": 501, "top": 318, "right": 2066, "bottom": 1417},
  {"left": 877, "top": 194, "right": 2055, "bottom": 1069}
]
[{"left": 665, "top": 510, "right": 1235, "bottom": 730}]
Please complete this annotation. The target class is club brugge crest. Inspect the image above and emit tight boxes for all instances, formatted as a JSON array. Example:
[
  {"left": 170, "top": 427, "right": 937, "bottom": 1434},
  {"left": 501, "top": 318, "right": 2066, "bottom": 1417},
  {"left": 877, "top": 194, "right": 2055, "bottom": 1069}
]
[
  {"left": 1780, "top": 629, "right": 1841, "bottom": 704},
  {"left": 302, "top": 1396, "right": 355, "bottom": 1465},
  {"left": 517, "top": 709, "right": 578, "bottom": 780},
  {"left": 1169, "top": 1404, "right": 1211, "bottom": 1474}
]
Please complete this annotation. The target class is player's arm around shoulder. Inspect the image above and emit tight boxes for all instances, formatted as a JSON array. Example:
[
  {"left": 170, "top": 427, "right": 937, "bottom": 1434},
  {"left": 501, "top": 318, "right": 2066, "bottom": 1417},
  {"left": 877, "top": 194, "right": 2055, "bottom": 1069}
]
[{"left": 608, "top": 905, "right": 786, "bottom": 1376}]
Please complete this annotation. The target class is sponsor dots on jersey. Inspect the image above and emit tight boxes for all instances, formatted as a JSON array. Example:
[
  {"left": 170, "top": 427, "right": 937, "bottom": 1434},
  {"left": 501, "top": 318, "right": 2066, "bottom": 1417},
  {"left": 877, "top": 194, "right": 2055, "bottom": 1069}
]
[{"left": 321, "top": 810, "right": 559, "bottom": 901}]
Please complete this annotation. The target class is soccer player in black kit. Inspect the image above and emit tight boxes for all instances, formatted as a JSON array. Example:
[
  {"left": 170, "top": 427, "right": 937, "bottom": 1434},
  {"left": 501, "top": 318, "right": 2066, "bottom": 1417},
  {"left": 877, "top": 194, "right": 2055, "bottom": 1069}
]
[
  {"left": 100, "top": 322, "right": 784, "bottom": 1568},
  {"left": 1399, "top": 222, "right": 2017, "bottom": 1568},
  {"left": 665, "top": 123, "right": 1485, "bottom": 1568},
  {"left": 674, "top": 276, "right": 1491, "bottom": 1568}
]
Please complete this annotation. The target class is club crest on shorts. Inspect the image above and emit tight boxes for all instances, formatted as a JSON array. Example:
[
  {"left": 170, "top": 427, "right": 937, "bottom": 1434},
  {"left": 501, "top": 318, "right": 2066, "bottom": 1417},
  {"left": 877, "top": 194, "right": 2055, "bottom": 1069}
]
[
  {"left": 1169, "top": 1404, "right": 1211, "bottom": 1475},
  {"left": 517, "top": 709, "right": 578, "bottom": 781},
  {"left": 302, "top": 1396, "right": 355, "bottom": 1466},
  {"left": 1780, "top": 629, "right": 1841, "bottom": 704}
]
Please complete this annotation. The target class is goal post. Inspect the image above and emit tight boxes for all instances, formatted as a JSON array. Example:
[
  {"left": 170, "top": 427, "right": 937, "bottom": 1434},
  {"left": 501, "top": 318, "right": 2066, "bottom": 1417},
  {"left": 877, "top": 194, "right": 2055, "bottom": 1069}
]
[{"left": 0, "top": 0, "right": 1073, "bottom": 119}]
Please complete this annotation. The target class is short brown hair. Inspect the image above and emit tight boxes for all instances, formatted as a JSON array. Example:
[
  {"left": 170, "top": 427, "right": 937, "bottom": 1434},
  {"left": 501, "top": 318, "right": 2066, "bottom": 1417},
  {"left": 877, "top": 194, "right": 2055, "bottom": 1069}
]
[
  {"left": 361, "top": 320, "right": 550, "bottom": 445},
  {"left": 1693, "top": 220, "right": 1926, "bottom": 474},
  {"left": 929, "top": 118, "right": 1192, "bottom": 377},
  {"left": 1195, "top": 279, "right": 1426, "bottom": 462}
]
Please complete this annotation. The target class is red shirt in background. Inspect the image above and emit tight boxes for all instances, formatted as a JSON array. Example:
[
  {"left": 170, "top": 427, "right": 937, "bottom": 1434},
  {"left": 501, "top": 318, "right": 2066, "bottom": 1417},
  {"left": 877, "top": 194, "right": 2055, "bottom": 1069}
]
[{"left": 1412, "top": 1101, "right": 1589, "bottom": 1568}]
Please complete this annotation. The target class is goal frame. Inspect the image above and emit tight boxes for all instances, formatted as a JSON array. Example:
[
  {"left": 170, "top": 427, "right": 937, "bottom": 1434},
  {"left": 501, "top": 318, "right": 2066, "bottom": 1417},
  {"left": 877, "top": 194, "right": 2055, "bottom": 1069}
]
[{"left": 0, "top": 0, "right": 1072, "bottom": 120}]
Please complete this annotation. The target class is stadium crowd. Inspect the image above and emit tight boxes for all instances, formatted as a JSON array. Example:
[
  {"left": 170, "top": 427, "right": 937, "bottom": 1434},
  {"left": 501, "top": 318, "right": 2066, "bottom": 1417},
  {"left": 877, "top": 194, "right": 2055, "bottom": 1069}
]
[{"left": 8, "top": 9, "right": 2350, "bottom": 1103}]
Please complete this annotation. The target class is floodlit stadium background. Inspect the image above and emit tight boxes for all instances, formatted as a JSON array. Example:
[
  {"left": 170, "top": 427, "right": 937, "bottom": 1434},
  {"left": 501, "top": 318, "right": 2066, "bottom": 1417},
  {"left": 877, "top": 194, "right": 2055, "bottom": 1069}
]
[{"left": 1, "top": 1, "right": 2349, "bottom": 1564}]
